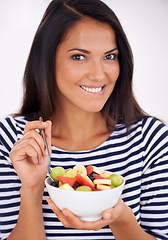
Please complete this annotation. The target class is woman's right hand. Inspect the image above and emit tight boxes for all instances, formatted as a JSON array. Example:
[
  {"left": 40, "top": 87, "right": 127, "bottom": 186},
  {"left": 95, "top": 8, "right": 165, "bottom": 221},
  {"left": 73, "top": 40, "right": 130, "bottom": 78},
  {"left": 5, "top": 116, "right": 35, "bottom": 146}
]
[{"left": 9, "top": 120, "right": 52, "bottom": 189}]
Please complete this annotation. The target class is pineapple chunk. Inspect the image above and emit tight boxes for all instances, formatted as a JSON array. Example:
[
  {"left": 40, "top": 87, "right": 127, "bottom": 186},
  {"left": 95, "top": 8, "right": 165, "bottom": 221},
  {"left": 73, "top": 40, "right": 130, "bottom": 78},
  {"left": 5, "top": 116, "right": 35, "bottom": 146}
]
[
  {"left": 92, "top": 166, "right": 104, "bottom": 175},
  {"left": 93, "top": 179, "right": 111, "bottom": 185},
  {"left": 59, "top": 183, "right": 74, "bottom": 191},
  {"left": 100, "top": 172, "right": 112, "bottom": 178},
  {"left": 96, "top": 184, "right": 112, "bottom": 190}
]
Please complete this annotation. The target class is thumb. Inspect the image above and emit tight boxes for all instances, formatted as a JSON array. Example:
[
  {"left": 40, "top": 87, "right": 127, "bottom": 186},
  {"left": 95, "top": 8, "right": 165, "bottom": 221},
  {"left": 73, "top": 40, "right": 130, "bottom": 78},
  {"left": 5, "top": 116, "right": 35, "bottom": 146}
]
[{"left": 103, "top": 210, "right": 113, "bottom": 220}]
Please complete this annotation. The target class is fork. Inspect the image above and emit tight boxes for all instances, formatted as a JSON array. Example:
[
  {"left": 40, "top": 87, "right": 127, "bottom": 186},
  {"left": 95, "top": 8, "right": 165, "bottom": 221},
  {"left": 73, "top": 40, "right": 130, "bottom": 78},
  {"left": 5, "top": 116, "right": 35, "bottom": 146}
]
[{"left": 39, "top": 117, "right": 53, "bottom": 180}]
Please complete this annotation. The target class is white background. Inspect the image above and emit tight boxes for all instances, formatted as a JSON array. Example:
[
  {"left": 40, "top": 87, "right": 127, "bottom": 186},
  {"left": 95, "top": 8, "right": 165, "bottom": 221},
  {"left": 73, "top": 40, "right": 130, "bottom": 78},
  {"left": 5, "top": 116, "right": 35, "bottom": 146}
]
[{"left": 0, "top": 0, "right": 168, "bottom": 125}]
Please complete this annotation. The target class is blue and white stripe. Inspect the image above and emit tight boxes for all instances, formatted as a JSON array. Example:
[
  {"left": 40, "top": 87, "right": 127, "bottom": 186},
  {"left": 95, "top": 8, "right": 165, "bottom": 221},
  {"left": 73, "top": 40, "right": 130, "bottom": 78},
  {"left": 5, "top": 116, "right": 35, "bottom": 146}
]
[{"left": 0, "top": 116, "right": 168, "bottom": 239}]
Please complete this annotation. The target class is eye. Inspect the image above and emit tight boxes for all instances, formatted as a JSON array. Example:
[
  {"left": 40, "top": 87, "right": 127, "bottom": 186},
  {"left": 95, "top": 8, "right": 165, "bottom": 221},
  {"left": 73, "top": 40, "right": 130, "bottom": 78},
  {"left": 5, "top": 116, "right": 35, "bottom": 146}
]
[
  {"left": 104, "top": 53, "right": 117, "bottom": 60},
  {"left": 71, "top": 54, "right": 86, "bottom": 61}
]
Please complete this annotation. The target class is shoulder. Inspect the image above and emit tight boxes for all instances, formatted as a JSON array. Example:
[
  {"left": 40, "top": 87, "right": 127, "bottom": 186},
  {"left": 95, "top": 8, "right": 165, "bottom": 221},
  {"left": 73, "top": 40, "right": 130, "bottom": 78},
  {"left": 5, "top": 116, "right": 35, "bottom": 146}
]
[
  {"left": 126, "top": 117, "right": 168, "bottom": 139},
  {"left": 140, "top": 117, "right": 168, "bottom": 145},
  {"left": 114, "top": 117, "right": 168, "bottom": 138},
  {"left": 138, "top": 117, "right": 168, "bottom": 172},
  {"left": 114, "top": 117, "right": 168, "bottom": 151},
  {"left": 0, "top": 115, "right": 28, "bottom": 134},
  {"left": 0, "top": 115, "right": 29, "bottom": 150},
  {"left": 130, "top": 116, "right": 168, "bottom": 149},
  {"left": 141, "top": 116, "right": 168, "bottom": 133}
]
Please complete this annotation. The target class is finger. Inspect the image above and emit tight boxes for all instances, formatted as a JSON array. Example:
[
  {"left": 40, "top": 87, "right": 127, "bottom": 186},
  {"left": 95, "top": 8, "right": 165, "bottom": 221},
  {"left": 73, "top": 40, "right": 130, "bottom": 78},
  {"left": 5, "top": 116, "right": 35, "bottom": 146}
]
[
  {"left": 11, "top": 143, "right": 38, "bottom": 165},
  {"left": 47, "top": 198, "right": 68, "bottom": 222},
  {"left": 15, "top": 130, "right": 46, "bottom": 157},
  {"left": 24, "top": 120, "right": 48, "bottom": 135},
  {"left": 47, "top": 198, "right": 111, "bottom": 230},
  {"left": 23, "top": 120, "right": 51, "bottom": 158},
  {"left": 61, "top": 209, "right": 84, "bottom": 229},
  {"left": 13, "top": 139, "right": 44, "bottom": 165},
  {"left": 102, "top": 199, "right": 124, "bottom": 221},
  {"left": 25, "top": 138, "right": 44, "bottom": 164},
  {"left": 47, "top": 198, "right": 65, "bottom": 218},
  {"left": 47, "top": 198, "right": 74, "bottom": 228},
  {"left": 61, "top": 208, "right": 111, "bottom": 231}
]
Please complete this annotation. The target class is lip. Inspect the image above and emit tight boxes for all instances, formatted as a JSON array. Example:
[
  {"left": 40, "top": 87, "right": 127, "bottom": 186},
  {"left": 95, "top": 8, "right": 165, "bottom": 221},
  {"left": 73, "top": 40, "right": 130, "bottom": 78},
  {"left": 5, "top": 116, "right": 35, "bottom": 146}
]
[{"left": 80, "top": 85, "right": 105, "bottom": 95}]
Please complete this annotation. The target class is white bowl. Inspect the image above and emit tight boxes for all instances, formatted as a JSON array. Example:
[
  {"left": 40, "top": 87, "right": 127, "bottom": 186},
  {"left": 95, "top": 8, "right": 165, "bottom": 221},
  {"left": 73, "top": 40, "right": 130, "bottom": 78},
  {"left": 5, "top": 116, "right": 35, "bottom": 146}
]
[{"left": 45, "top": 174, "right": 125, "bottom": 221}]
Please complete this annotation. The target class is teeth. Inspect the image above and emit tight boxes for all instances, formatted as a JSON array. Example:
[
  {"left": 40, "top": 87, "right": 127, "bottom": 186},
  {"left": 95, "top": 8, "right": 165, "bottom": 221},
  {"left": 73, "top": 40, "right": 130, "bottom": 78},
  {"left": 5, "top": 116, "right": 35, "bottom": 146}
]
[{"left": 80, "top": 86, "right": 102, "bottom": 93}]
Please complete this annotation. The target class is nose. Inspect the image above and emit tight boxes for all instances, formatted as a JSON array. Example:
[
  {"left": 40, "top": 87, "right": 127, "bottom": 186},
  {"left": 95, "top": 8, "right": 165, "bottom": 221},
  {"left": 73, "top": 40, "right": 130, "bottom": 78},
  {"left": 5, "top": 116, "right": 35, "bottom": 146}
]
[{"left": 87, "top": 59, "right": 105, "bottom": 82}]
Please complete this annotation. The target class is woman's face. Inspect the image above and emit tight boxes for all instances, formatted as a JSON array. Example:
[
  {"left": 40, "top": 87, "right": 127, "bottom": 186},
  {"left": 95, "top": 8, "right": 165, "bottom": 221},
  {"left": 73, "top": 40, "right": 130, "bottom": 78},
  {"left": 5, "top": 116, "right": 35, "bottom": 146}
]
[{"left": 55, "top": 17, "right": 120, "bottom": 113}]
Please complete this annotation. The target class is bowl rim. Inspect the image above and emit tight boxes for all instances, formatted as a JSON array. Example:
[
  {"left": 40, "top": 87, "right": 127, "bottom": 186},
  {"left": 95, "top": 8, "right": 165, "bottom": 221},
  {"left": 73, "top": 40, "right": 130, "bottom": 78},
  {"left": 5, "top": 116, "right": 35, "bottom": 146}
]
[{"left": 45, "top": 172, "right": 125, "bottom": 194}]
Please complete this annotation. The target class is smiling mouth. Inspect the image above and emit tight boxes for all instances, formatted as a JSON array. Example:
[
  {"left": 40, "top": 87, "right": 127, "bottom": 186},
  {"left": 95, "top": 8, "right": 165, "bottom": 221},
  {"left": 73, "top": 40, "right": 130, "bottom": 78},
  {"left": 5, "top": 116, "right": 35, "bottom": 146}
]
[{"left": 80, "top": 85, "right": 105, "bottom": 94}]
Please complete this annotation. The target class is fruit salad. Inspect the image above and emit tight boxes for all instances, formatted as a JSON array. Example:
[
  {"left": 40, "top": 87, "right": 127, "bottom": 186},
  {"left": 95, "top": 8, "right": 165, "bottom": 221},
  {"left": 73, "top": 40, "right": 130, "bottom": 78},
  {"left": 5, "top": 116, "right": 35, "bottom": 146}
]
[{"left": 50, "top": 165, "right": 123, "bottom": 191}]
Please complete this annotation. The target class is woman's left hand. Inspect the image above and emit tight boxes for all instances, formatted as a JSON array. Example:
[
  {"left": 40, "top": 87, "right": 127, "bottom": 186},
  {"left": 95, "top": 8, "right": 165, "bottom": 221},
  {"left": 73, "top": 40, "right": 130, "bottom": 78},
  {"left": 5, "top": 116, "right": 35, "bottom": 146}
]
[{"left": 47, "top": 198, "right": 125, "bottom": 231}]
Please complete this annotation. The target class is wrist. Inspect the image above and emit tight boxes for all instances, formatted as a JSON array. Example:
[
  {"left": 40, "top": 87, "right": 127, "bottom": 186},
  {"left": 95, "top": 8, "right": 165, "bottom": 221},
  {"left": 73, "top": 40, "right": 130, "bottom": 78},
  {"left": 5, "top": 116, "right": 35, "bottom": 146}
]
[
  {"left": 109, "top": 204, "right": 157, "bottom": 240},
  {"left": 20, "top": 182, "right": 45, "bottom": 204},
  {"left": 9, "top": 182, "right": 46, "bottom": 240}
]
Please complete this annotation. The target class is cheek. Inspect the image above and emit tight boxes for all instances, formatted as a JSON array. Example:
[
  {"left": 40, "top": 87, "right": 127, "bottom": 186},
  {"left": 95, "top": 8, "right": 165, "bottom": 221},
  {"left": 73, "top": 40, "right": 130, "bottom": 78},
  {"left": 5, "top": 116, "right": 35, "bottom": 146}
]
[
  {"left": 56, "top": 59, "right": 82, "bottom": 80},
  {"left": 55, "top": 63, "right": 71, "bottom": 88},
  {"left": 56, "top": 68, "right": 86, "bottom": 94},
  {"left": 109, "top": 64, "right": 120, "bottom": 83},
  {"left": 115, "top": 66, "right": 120, "bottom": 81}
]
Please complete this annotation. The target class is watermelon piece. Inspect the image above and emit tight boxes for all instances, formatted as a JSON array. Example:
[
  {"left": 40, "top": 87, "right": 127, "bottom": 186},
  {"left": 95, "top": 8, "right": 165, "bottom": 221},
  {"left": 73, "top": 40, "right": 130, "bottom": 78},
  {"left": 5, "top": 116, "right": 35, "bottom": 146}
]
[
  {"left": 93, "top": 173, "right": 105, "bottom": 179},
  {"left": 76, "top": 174, "right": 95, "bottom": 191},
  {"left": 95, "top": 188, "right": 102, "bottom": 191},
  {"left": 56, "top": 176, "right": 76, "bottom": 187},
  {"left": 86, "top": 165, "right": 94, "bottom": 176}
]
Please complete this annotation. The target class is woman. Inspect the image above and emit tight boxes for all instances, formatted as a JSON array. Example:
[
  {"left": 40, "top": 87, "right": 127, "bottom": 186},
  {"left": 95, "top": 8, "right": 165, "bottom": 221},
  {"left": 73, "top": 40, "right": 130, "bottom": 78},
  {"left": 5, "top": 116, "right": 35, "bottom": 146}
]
[{"left": 0, "top": 0, "right": 167, "bottom": 239}]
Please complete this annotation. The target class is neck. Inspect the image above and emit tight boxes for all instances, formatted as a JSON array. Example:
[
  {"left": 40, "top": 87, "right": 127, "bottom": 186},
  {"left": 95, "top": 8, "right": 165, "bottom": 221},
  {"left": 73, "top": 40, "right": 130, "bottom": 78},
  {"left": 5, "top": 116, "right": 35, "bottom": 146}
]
[
  {"left": 53, "top": 108, "right": 107, "bottom": 137},
  {"left": 51, "top": 107, "right": 110, "bottom": 151}
]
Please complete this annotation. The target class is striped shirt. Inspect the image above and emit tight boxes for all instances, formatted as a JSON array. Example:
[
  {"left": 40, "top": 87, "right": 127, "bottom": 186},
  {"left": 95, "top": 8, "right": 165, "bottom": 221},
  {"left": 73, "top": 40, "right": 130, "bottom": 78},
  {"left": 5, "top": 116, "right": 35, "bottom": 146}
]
[{"left": 0, "top": 116, "right": 168, "bottom": 240}]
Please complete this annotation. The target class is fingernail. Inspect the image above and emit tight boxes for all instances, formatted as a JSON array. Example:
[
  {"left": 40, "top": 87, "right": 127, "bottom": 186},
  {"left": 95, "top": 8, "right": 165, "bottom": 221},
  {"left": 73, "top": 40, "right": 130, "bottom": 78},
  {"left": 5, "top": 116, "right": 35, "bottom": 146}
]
[
  {"left": 48, "top": 203, "right": 53, "bottom": 210},
  {"left": 42, "top": 122, "right": 47, "bottom": 125},
  {"left": 47, "top": 199, "right": 53, "bottom": 210},
  {"left": 36, "top": 158, "right": 39, "bottom": 164},
  {"left": 62, "top": 210, "right": 68, "bottom": 217},
  {"left": 104, "top": 212, "right": 111, "bottom": 220},
  {"left": 41, "top": 157, "right": 43, "bottom": 164}
]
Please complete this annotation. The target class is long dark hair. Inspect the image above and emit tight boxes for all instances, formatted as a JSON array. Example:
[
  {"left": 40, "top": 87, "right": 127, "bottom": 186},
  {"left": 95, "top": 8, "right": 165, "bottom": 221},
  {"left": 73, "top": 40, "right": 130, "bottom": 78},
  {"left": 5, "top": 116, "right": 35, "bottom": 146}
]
[{"left": 17, "top": 0, "right": 147, "bottom": 126}]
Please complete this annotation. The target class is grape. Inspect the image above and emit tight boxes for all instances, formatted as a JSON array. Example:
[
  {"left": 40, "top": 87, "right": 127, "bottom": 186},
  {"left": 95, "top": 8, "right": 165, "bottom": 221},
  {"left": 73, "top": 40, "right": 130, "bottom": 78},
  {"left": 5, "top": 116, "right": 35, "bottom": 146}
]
[
  {"left": 51, "top": 167, "right": 65, "bottom": 181},
  {"left": 76, "top": 186, "right": 92, "bottom": 191},
  {"left": 73, "top": 183, "right": 81, "bottom": 190},
  {"left": 65, "top": 171, "right": 75, "bottom": 178},
  {"left": 59, "top": 181, "right": 63, "bottom": 187},
  {"left": 88, "top": 173, "right": 95, "bottom": 181},
  {"left": 108, "top": 174, "right": 123, "bottom": 187}
]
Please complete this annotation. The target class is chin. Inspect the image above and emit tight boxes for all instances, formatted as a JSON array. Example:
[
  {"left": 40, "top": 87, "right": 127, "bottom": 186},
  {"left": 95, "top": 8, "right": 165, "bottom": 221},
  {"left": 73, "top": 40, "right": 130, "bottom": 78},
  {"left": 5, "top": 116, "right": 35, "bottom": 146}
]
[{"left": 84, "top": 105, "right": 105, "bottom": 113}]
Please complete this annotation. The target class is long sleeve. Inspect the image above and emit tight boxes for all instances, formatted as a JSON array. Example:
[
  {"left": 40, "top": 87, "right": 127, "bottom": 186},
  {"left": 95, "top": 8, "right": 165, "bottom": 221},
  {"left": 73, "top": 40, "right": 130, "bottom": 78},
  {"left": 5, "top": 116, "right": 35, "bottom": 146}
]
[
  {"left": 140, "top": 118, "right": 168, "bottom": 239},
  {"left": 0, "top": 117, "right": 23, "bottom": 240}
]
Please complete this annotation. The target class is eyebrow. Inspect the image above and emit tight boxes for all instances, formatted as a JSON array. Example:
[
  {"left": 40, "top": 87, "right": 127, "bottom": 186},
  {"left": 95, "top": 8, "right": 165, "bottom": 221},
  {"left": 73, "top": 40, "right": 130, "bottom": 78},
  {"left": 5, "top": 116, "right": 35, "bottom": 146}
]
[
  {"left": 105, "top": 48, "right": 118, "bottom": 54},
  {"left": 67, "top": 47, "right": 118, "bottom": 54}
]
